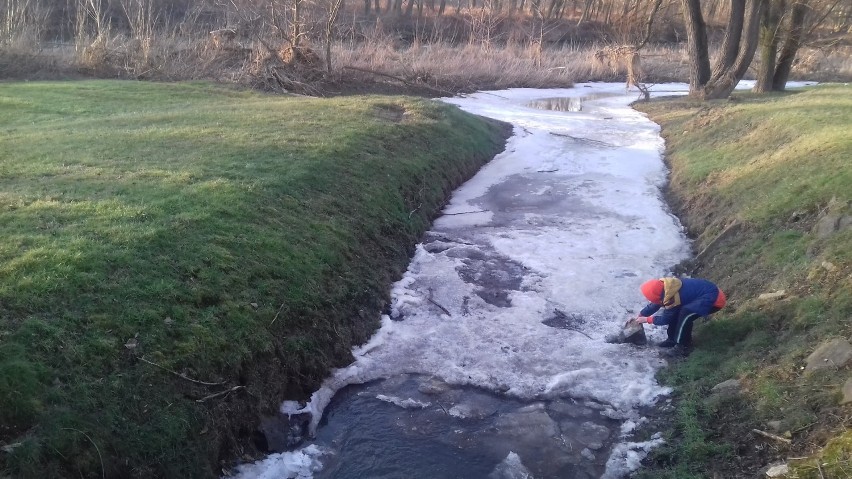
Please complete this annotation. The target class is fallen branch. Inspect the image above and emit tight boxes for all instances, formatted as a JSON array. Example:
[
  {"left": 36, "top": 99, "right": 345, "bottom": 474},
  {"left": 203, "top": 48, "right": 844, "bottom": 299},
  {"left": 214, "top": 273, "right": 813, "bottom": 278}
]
[
  {"left": 752, "top": 428, "right": 792, "bottom": 445},
  {"left": 138, "top": 357, "right": 227, "bottom": 387},
  {"left": 549, "top": 132, "right": 613, "bottom": 147},
  {"left": 565, "top": 326, "right": 593, "bottom": 339},
  {"left": 61, "top": 428, "right": 104, "bottom": 479},
  {"left": 196, "top": 385, "right": 245, "bottom": 403},
  {"left": 443, "top": 209, "right": 488, "bottom": 216},
  {"left": 427, "top": 287, "right": 452, "bottom": 317},
  {"left": 536, "top": 169, "right": 559, "bottom": 173},
  {"left": 427, "top": 297, "right": 451, "bottom": 316}
]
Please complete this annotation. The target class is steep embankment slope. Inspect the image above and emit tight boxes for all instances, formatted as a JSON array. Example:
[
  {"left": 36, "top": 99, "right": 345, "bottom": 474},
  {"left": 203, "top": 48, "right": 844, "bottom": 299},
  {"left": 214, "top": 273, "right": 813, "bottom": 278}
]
[
  {"left": 0, "top": 81, "right": 510, "bottom": 478},
  {"left": 636, "top": 85, "right": 851, "bottom": 478}
]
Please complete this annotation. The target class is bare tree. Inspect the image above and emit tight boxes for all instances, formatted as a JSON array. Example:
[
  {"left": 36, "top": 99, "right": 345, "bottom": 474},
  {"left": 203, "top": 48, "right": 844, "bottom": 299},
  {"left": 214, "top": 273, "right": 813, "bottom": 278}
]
[
  {"left": 681, "top": 0, "right": 766, "bottom": 99},
  {"left": 324, "top": 0, "right": 343, "bottom": 72},
  {"left": 2, "top": 0, "right": 33, "bottom": 43},
  {"left": 753, "top": 0, "right": 785, "bottom": 92},
  {"left": 120, "top": 0, "right": 155, "bottom": 63},
  {"left": 753, "top": 0, "right": 846, "bottom": 92}
]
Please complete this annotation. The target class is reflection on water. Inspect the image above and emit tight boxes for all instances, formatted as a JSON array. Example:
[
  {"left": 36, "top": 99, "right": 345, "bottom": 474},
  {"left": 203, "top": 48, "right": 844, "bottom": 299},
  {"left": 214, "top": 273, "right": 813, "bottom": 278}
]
[
  {"left": 310, "top": 374, "right": 618, "bottom": 479},
  {"left": 527, "top": 93, "right": 618, "bottom": 112}
]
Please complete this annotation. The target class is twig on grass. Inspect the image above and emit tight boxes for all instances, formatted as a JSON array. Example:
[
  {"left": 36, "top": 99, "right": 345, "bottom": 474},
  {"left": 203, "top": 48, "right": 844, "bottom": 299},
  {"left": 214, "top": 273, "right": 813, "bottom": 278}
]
[
  {"left": 196, "top": 385, "right": 245, "bottom": 403},
  {"left": 408, "top": 203, "right": 422, "bottom": 218},
  {"left": 408, "top": 184, "right": 426, "bottom": 219},
  {"left": 752, "top": 428, "right": 792, "bottom": 445},
  {"left": 61, "top": 429, "right": 104, "bottom": 479},
  {"left": 138, "top": 357, "right": 227, "bottom": 387},
  {"left": 792, "top": 422, "right": 816, "bottom": 434},
  {"left": 817, "top": 461, "right": 826, "bottom": 479},
  {"left": 270, "top": 301, "right": 286, "bottom": 326}
]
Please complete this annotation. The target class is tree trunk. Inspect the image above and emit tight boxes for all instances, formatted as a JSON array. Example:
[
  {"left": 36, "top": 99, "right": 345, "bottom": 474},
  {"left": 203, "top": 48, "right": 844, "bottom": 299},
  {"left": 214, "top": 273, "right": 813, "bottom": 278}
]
[
  {"left": 681, "top": 0, "right": 712, "bottom": 94},
  {"left": 702, "top": 0, "right": 765, "bottom": 99},
  {"left": 711, "top": 0, "right": 747, "bottom": 78},
  {"left": 772, "top": 0, "right": 808, "bottom": 90},
  {"left": 292, "top": 0, "right": 301, "bottom": 46},
  {"left": 326, "top": 0, "right": 344, "bottom": 73},
  {"left": 577, "top": 0, "right": 594, "bottom": 25},
  {"left": 753, "top": 0, "right": 785, "bottom": 93}
]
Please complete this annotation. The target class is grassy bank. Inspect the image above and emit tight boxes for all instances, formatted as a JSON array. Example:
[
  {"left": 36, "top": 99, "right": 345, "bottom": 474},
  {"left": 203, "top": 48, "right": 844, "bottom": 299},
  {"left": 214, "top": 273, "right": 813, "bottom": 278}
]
[
  {"left": 635, "top": 85, "right": 851, "bottom": 478},
  {"left": 0, "top": 80, "right": 509, "bottom": 477}
]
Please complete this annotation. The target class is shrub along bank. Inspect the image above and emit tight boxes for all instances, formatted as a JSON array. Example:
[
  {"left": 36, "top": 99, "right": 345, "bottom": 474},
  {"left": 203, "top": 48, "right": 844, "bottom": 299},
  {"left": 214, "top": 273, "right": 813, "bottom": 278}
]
[
  {"left": 635, "top": 85, "right": 851, "bottom": 478},
  {"left": 0, "top": 80, "right": 510, "bottom": 477}
]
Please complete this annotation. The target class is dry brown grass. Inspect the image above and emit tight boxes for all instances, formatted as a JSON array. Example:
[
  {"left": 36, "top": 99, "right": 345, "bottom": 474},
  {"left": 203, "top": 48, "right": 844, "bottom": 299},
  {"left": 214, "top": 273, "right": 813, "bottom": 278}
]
[
  {"left": 0, "top": 32, "right": 75, "bottom": 80},
  {"left": 331, "top": 41, "right": 690, "bottom": 91},
  {"left": 2, "top": 30, "right": 850, "bottom": 94}
]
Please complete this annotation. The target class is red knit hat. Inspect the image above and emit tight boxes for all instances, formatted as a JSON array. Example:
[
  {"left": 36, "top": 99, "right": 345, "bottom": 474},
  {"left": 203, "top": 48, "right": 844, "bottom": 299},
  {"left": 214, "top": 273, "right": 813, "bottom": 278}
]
[{"left": 641, "top": 279, "right": 664, "bottom": 304}]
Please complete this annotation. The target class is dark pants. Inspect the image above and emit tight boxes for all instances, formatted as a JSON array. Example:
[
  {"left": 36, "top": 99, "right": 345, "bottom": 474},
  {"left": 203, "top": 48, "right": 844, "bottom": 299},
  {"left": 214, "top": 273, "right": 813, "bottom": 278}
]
[{"left": 666, "top": 308, "right": 702, "bottom": 347}]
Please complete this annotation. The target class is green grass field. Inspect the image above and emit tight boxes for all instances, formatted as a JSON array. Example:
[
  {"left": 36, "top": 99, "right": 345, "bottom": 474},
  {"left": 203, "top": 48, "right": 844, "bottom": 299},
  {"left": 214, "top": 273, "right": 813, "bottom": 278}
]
[
  {"left": 0, "top": 80, "right": 509, "bottom": 477},
  {"left": 635, "top": 85, "right": 851, "bottom": 478}
]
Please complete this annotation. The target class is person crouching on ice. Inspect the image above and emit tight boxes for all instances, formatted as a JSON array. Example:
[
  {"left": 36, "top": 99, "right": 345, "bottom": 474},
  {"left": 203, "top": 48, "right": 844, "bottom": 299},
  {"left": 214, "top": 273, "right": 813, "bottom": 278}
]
[{"left": 632, "top": 277, "right": 726, "bottom": 358}]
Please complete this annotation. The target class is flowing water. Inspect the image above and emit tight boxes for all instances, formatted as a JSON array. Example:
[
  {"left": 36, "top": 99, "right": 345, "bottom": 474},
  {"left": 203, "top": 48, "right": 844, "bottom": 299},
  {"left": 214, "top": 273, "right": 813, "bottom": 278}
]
[
  {"left": 526, "top": 93, "right": 620, "bottom": 113},
  {"left": 231, "top": 84, "right": 697, "bottom": 479}
]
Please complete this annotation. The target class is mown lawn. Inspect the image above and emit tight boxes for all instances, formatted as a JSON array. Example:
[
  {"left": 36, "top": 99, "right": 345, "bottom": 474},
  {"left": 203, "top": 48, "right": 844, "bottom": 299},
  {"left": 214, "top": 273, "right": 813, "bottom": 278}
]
[
  {"left": 635, "top": 85, "right": 851, "bottom": 478},
  {"left": 0, "top": 80, "right": 509, "bottom": 477}
]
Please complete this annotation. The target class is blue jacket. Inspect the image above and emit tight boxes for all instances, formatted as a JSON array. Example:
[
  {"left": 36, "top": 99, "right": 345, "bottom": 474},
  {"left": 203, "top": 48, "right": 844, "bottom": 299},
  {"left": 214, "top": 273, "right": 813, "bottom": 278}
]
[{"left": 640, "top": 278, "right": 720, "bottom": 325}]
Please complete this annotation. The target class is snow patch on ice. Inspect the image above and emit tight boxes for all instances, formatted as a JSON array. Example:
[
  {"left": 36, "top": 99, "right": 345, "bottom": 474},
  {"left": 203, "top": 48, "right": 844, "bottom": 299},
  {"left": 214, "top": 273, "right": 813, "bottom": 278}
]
[
  {"left": 603, "top": 433, "right": 666, "bottom": 479},
  {"left": 489, "top": 452, "right": 534, "bottom": 479},
  {"left": 375, "top": 394, "right": 431, "bottom": 409},
  {"left": 232, "top": 445, "right": 328, "bottom": 479}
]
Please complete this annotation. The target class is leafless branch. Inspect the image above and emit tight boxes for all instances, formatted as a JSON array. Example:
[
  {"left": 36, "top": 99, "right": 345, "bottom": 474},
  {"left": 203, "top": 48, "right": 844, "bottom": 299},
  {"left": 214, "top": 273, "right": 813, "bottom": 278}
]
[{"left": 196, "top": 385, "right": 245, "bottom": 403}]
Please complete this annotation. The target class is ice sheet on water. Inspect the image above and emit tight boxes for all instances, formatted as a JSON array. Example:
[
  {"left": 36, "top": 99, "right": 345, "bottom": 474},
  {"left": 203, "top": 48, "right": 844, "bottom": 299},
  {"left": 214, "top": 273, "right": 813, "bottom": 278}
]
[{"left": 489, "top": 452, "right": 534, "bottom": 479}]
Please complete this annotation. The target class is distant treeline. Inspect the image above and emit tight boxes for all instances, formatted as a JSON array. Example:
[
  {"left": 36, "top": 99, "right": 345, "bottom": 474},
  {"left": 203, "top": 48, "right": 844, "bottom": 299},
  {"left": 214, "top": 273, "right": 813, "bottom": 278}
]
[{"left": 2, "top": 0, "right": 848, "bottom": 48}]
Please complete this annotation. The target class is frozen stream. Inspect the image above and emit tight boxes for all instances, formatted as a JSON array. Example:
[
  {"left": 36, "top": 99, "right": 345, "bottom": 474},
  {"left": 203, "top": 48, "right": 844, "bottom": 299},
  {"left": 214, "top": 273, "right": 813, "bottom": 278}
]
[{"left": 232, "top": 83, "right": 700, "bottom": 478}]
